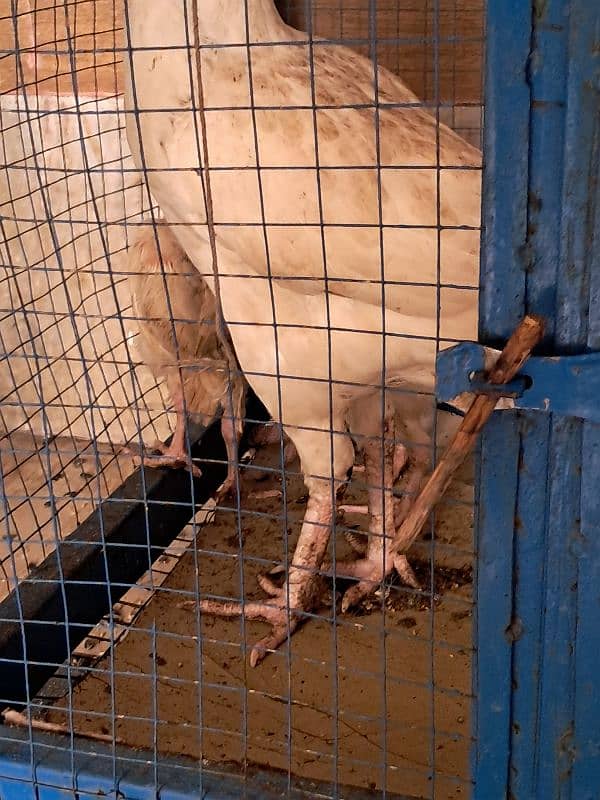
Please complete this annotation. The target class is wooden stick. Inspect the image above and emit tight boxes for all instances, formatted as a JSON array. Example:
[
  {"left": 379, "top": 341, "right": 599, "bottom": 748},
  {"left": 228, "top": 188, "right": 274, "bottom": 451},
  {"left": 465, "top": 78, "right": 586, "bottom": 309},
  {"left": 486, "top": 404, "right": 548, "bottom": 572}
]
[
  {"left": 2, "top": 707, "right": 121, "bottom": 745},
  {"left": 391, "top": 314, "right": 545, "bottom": 555}
]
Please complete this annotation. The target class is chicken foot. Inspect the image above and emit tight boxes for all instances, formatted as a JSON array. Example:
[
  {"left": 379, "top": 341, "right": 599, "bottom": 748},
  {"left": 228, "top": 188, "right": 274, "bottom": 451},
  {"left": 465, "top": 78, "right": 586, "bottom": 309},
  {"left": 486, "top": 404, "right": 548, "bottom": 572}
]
[
  {"left": 132, "top": 385, "right": 202, "bottom": 478},
  {"left": 185, "top": 493, "right": 334, "bottom": 666},
  {"left": 329, "top": 424, "right": 424, "bottom": 612}
]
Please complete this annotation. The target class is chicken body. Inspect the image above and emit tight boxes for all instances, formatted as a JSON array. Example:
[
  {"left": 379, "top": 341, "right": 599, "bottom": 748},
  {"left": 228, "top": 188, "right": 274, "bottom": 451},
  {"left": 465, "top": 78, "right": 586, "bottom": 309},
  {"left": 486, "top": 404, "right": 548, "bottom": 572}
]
[
  {"left": 123, "top": 0, "right": 481, "bottom": 664},
  {"left": 128, "top": 220, "right": 246, "bottom": 493}
]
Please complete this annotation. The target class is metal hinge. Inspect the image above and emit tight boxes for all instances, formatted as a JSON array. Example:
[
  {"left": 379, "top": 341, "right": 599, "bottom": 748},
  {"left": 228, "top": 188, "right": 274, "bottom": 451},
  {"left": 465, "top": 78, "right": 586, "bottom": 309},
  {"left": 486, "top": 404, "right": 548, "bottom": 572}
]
[{"left": 436, "top": 342, "right": 600, "bottom": 423}]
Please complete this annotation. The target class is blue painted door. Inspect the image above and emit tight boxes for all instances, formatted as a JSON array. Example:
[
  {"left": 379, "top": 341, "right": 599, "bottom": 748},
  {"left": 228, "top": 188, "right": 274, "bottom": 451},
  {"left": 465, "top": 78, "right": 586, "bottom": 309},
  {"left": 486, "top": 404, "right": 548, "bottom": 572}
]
[{"left": 474, "top": 1, "right": 600, "bottom": 798}]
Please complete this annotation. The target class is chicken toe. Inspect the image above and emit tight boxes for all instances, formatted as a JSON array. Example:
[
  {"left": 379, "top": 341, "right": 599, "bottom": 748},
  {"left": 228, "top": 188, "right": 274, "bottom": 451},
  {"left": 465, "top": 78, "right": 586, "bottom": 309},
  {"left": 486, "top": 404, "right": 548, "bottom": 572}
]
[
  {"left": 329, "top": 427, "right": 425, "bottom": 612},
  {"left": 180, "top": 494, "right": 334, "bottom": 665},
  {"left": 133, "top": 411, "right": 202, "bottom": 478}
]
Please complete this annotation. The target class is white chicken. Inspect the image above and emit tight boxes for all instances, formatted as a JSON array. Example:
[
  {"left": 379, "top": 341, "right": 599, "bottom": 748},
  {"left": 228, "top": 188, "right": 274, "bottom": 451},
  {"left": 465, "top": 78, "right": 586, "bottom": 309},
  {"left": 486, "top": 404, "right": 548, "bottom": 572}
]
[
  {"left": 123, "top": 0, "right": 481, "bottom": 665},
  {"left": 127, "top": 219, "right": 298, "bottom": 493},
  {"left": 127, "top": 220, "right": 246, "bottom": 493}
]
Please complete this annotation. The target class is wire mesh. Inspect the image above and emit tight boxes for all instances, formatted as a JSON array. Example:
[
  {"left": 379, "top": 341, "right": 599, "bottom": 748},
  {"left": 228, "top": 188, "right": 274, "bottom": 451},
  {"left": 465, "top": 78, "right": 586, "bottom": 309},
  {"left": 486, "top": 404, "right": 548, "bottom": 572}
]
[{"left": 0, "top": 1, "right": 485, "bottom": 798}]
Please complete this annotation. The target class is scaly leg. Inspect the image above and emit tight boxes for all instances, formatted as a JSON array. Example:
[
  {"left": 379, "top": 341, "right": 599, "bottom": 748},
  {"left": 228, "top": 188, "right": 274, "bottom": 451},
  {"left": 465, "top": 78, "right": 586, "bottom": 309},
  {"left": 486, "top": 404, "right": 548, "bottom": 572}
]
[
  {"left": 216, "top": 399, "right": 300, "bottom": 501},
  {"left": 329, "top": 423, "right": 423, "bottom": 611},
  {"left": 338, "top": 443, "right": 408, "bottom": 524},
  {"left": 182, "top": 493, "right": 334, "bottom": 666},
  {"left": 215, "top": 397, "right": 243, "bottom": 499},
  {"left": 338, "top": 440, "right": 408, "bottom": 552},
  {"left": 133, "top": 383, "right": 201, "bottom": 477}
]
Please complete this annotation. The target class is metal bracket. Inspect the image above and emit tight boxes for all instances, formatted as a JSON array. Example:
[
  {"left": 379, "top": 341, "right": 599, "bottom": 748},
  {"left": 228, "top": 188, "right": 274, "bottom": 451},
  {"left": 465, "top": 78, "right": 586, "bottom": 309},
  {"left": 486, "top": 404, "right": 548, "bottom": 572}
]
[{"left": 436, "top": 342, "right": 600, "bottom": 424}]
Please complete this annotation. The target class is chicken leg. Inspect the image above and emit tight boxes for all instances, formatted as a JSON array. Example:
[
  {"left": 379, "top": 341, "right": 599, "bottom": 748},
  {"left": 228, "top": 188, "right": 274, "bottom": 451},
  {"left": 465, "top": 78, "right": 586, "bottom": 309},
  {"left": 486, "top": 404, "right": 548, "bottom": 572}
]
[
  {"left": 338, "top": 439, "right": 408, "bottom": 521},
  {"left": 183, "top": 425, "right": 354, "bottom": 665},
  {"left": 214, "top": 390, "right": 244, "bottom": 498},
  {"left": 133, "top": 383, "right": 202, "bottom": 478},
  {"left": 338, "top": 436, "right": 409, "bottom": 552},
  {"left": 191, "top": 492, "right": 334, "bottom": 666},
  {"left": 330, "top": 417, "right": 424, "bottom": 611}
]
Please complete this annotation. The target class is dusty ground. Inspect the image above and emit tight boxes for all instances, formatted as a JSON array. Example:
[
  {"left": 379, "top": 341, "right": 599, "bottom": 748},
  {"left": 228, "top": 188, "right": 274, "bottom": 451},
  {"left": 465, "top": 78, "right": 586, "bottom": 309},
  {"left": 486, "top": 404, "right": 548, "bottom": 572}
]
[{"left": 43, "top": 436, "right": 475, "bottom": 800}]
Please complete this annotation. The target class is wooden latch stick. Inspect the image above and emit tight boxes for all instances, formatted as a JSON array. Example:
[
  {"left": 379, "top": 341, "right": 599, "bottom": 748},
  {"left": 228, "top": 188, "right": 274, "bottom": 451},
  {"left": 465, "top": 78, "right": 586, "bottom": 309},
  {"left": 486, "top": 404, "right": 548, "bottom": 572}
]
[{"left": 392, "top": 314, "right": 545, "bottom": 555}]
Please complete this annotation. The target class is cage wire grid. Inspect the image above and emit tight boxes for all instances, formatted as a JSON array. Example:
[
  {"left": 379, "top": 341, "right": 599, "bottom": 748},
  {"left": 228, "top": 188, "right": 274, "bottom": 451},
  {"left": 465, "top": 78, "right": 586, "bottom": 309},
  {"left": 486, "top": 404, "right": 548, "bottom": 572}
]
[{"left": 0, "top": 1, "right": 485, "bottom": 798}]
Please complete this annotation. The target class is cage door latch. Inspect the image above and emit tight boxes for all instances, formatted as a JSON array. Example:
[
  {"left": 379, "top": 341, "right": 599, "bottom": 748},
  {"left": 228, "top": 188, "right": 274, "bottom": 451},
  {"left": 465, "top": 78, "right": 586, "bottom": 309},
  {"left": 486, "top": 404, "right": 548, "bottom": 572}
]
[{"left": 436, "top": 342, "right": 600, "bottom": 423}]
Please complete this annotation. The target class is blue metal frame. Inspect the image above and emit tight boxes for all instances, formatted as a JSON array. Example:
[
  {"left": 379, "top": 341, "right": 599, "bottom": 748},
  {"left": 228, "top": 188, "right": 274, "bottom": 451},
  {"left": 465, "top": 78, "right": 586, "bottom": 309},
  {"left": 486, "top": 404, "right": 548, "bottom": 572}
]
[
  {"left": 437, "top": 344, "right": 600, "bottom": 422},
  {"left": 475, "top": 1, "right": 600, "bottom": 798}
]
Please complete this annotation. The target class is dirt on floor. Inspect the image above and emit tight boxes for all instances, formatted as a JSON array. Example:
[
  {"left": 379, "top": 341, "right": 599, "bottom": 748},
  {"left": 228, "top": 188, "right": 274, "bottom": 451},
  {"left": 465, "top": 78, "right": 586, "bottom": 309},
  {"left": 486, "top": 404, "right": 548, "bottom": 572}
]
[{"left": 43, "top": 438, "right": 475, "bottom": 800}]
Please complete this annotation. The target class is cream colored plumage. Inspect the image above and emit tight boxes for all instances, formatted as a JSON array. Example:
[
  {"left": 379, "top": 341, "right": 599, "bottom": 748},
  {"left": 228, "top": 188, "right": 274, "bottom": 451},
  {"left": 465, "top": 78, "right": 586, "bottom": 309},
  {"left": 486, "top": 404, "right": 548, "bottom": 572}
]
[
  {"left": 123, "top": 0, "right": 481, "bottom": 664},
  {"left": 127, "top": 220, "right": 246, "bottom": 490}
]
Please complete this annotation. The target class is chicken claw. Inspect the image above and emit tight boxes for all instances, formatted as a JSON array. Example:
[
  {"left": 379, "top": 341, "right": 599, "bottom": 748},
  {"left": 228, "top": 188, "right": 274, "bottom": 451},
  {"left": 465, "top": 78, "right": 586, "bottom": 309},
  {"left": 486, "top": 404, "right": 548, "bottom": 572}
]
[
  {"left": 132, "top": 440, "right": 202, "bottom": 478},
  {"left": 181, "top": 494, "right": 334, "bottom": 665},
  {"left": 197, "top": 593, "right": 301, "bottom": 667},
  {"left": 329, "top": 427, "right": 425, "bottom": 611},
  {"left": 335, "top": 553, "right": 421, "bottom": 613}
]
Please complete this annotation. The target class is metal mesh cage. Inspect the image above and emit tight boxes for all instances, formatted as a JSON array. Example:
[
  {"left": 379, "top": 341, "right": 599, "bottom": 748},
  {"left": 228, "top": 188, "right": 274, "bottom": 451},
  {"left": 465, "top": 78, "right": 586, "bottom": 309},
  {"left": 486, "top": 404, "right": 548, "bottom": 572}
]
[{"left": 1, "top": 2, "right": 486, "bottom": 798}]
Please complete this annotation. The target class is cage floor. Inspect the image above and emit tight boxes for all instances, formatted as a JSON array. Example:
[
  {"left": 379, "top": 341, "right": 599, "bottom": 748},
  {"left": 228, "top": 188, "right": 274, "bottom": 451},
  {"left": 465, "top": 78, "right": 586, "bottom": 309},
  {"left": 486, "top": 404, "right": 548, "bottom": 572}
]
[
  {"left": 42, "top": 441, "right": 474, "bottom": 800},
  {"left": 0, "top": 430, "right": 136, "bottom": 602}
]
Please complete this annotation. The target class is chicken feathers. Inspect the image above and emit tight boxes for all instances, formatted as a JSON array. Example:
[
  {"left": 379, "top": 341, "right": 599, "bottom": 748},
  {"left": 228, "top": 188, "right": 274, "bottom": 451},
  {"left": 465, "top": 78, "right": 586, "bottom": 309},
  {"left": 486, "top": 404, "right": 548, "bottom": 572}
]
[
  {"left": 123, "top": 0, "right": 481, "bottom": 663},
  {"left": 127, "top": 220, "right": 246, "bottom": 489}
]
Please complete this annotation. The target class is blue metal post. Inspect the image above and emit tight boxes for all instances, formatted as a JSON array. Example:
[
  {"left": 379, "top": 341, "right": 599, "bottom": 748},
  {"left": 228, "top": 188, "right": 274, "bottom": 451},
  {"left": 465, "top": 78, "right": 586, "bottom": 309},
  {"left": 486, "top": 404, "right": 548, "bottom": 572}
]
[{"left": 475, "top": 1, "right": 600, "bottom": 798}]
